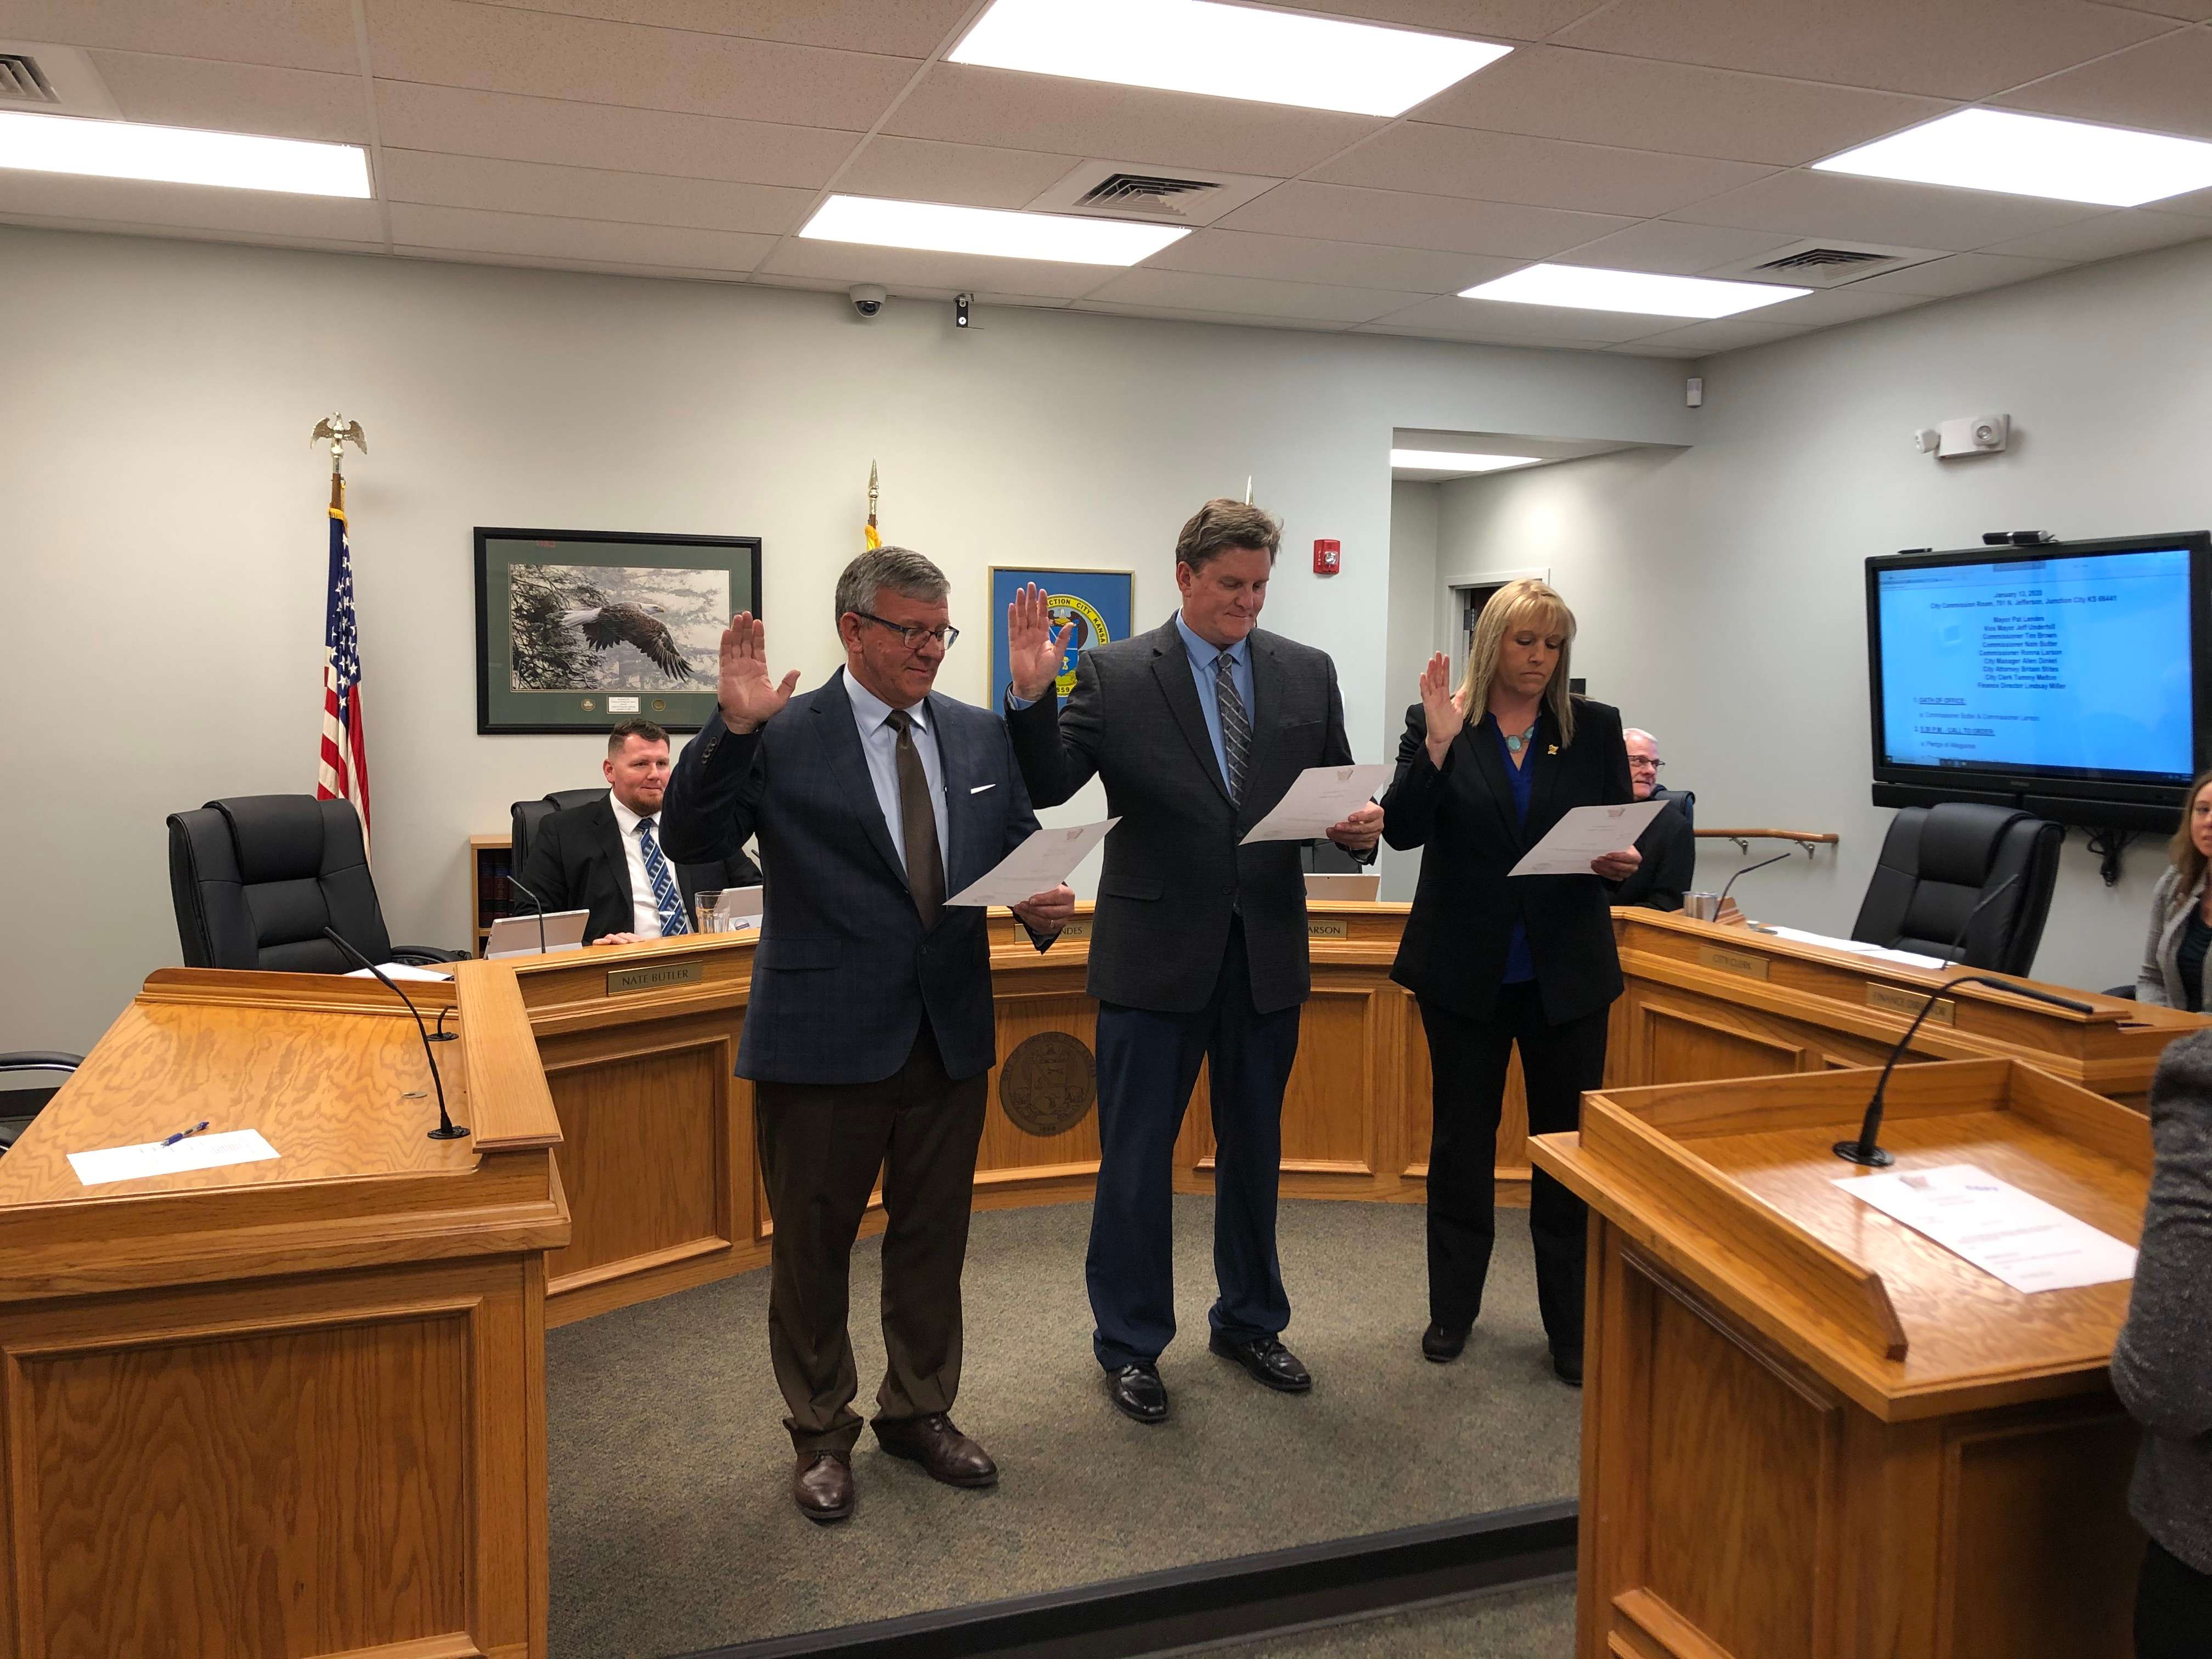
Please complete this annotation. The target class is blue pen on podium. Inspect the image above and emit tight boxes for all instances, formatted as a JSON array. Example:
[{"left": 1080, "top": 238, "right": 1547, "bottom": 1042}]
[{"left": 161, "top": 1120, "right": 211, "bottom": 1147}]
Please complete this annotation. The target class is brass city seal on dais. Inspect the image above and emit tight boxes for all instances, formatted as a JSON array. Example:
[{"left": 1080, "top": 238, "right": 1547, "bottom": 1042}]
[{"left": 1000, "top": 1031, "right": 1097, "bottom": 1136}]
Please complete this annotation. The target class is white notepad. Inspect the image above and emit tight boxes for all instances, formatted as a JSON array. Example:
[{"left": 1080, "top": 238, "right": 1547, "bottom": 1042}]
[{"left": 68, "top": 1130, "right": 280, "bottom": 1187}]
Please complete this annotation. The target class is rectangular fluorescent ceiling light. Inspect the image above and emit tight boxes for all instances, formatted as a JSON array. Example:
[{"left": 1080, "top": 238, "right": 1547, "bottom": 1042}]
[
  {"left": 950, "top": 0, "right": 1512, "bottom": 119},
  {"left": 1390, "top": 450, "right": 1541, "bottom": 473},
  {"left": 1814, "top": 108, "right": 2212, "bottom": 207},
  {"left": 799, "top": 194, "right": 1186, "bottom": 264},
  {"left": 1459, "top": 263, "right": 1808, "bottom": 318},
  {"left": 0, "top": 110, "right": 370, "bottom": 196}
]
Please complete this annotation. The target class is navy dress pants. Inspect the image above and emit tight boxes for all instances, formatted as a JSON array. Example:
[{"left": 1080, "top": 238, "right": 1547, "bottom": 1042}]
[{"left": 1087, "top": 918, "right": 1301, "bottom": 1372}]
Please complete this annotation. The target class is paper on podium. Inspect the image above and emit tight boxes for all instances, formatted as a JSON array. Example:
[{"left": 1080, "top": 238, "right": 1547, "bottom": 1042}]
[
  {"left": 1838, "top": 1162, "right": 2137, "bottom": 1293},
  {"left": 69, "top": 1129, "right": 280, "bottom": 1187},
  {"left": 946, "top": 819, "right": 1118, "bottom": 908},
  {"left": 1508, "top": 799, "right": 1666, "bottom": 876},
  {"left": 1239, "top": 764, "right": 1392, "bottom": 845}
]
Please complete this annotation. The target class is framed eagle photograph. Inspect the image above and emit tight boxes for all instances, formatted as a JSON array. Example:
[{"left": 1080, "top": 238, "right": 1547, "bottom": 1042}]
[{"left": 474, "top": 527, "right": 761, "bottom": 735}]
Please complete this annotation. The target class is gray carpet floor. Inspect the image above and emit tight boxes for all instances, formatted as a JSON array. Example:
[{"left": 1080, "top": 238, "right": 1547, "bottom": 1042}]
[
  {"left": 546, "top": 1197, "right": 1581, "bottom": 1659},
  {"left": 1200, "top": 1579, "right": 1577, "bottom": 1657}
]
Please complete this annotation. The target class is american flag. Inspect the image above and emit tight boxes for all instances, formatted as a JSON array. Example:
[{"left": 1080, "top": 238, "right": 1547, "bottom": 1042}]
[{"left": 316, "top": 477, "right": 371, "bottom": 845}]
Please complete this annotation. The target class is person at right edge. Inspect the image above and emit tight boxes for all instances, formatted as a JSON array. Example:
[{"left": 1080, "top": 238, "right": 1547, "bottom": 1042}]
[
  {"left": 2112, "top": 1027, "right": 2212, "bottom": 1657},
  {"left": 1379, "top": 578, "right": 1638, "bottom": 1386}
]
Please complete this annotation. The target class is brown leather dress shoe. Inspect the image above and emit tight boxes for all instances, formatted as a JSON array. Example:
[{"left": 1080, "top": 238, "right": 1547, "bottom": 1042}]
[
  {"left": 872, "top": 1412, "right": 999, "bottom": 1488},
  {"left": 792, "top": 1450, "right": 854, "bottom": 1523}
]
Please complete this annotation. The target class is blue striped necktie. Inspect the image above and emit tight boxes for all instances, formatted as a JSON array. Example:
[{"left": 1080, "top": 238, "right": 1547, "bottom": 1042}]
[
  {"left": 636, "top": 816, "right": 689, "bottom": 936},
  {"left": 1215, "top": 652, "right": 1250, "bottom": 803}
]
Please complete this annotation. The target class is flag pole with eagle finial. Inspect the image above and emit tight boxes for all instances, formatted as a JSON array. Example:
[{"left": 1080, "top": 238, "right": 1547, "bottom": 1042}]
[
  {"left": 311, "top": 413, "right": 372, "bottom": 848},
  {"left": 865, "top": 459, "right": 881, "bottom": 550}
]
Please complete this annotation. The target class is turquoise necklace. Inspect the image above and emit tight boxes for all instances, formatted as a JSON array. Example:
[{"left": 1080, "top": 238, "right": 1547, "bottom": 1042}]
[{"left": 1503, "top": 719, "right": 1539, "bottom": 755}]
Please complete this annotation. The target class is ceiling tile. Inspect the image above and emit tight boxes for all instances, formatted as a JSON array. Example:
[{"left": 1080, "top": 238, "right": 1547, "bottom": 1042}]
[
  {"left": 386, "top": 200, "right": 778, "bottom": 268},
  {"left": 1669, "top": 170, "right": 2102, "bottom": 250},
  {"left": 0, "top": 170, "right": 385, "bottom": 239},
  {"left": 1305, "top": 1, "right": 1612, "bottom": 42},
  {"left": 1625, "top": 317, "right": 1810, "bottom": 352},
  {"left": 1310, "top": 124, "right": 1774, "bottom": 217},
  {"left": 1081, "top": 267, "right": 1429, "bottom": 322},
  {"left": 1995, "top": 27, "right": 2212, "bottom": 139},
  {"left": 1411, "top": 46, "right": 1949, "bottom": 165},
  {"left": 365, "top": 0, "right": 915, "bottom": 128},
  {"left": 1974, "top": 208, "right": 2212, "bottom": 261},
  {"left": 1139, "top": 227, "right": 1517, "bottom": 291},
  {"left": 882, "top": 64, "right": 1381, "bottom": 178},
  {"left": 836, "top": 137, "right": 1081, "bottom": 210},
  {"left": 394, "top": 245, "right": 750, "bottom": 281},
  {"left": 1553, "top": 0, "right": 2174, "bottom": 99},
  {"left": 372, "top": 82, "right": 858, "bottom": 187},
  {"left": 1539, "top": 217, "right": 1799, "bottom": 273},
  {"left": 0, "top": 0, "right": 358, "bottom": 74},
  {"left": 378, "top": 149, "right": 815, "bottom": 232},
  {"left": 1066, "top": 301, "right": 1350, "bottom": 334},
  {"left": 450, "top": 0, "right": 971, "bottom": 57},
  {"left": 760, "top": 274, "right": 1074, "bottom": 308},
  {"left": 83, "top": 51, "right": 370, "bottom": 143},
  {"left": 754, "top": 238, "right": 1123, "bottom": 300},
  {"left": 1216, "top": 181, "right": 1633, "bottom": 257},
  {"left": 1741, "top": 284, "right": 1931, "bottom": 324},
  {"left": 1362, "top": 293, "right": 1669, "bottom": 341},
  {"left": 1841, "top": 250, "right": 2074, "bottom": 295}
]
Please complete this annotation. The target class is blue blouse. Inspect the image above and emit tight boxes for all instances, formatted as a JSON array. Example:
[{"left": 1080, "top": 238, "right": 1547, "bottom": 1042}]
[{"left": 1484, "top": 712, "right": 1537, "bottom": 984}]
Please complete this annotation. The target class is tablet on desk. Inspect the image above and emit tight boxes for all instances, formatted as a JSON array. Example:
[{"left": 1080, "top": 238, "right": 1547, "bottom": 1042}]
[
  {"left": 1304, "top": 873, "right": 1381, "bottom": 901},
  {"left": 484, "top": 909, "right": 591, "bottom": 958}
]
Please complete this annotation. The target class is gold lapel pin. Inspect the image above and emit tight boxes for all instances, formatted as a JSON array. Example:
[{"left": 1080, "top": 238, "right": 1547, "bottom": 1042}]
[{"left": 1547, "top": 743, "right": 1559, "bottom": 755}]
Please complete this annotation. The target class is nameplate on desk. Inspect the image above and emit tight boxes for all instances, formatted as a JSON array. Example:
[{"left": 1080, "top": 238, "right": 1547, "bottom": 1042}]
[
  {"left": 1307, "top": 918, "right": 1350, "bottom": 940},
  {"left": 606, "top": 960, "right": 704, "bottom": 995},
  {"left": 1057, "top": 919, "right": 1092, "bottom": 941},
  {"left": 1697, "top": 945, "right": 1769, "bottom": 979},
  {"left": 1868, "top": 984, "right": 1954, "bottom": 1024}
]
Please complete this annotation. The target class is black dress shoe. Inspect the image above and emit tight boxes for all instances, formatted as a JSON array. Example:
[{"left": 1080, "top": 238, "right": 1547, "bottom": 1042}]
[
  {"left": 792, "top": 1451, "right": 854, "bottom": 1523},
  {"left": 1421, "top": 1322, "right": 1470, "bottom": 1363},
  {"left": 1209, "top": 1331, "right": 1312, "bottom": 1393},
  {"left": 872, "top": 1413, "right": 998, "bottom": 1488},
  {"left": 1552, "top": 1348, "right": 1584, "bottom": 1387},
  {"left": 1106, "top": 1362, "right": 1169, "bottom": 1424}
]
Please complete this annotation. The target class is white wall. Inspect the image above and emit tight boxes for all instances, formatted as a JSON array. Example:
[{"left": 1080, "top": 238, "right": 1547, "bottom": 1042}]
[
  {"left": 1434, "top": 234, "right": 2212, "bottom": 992},
  {"left": 1, "top": 226, "right": 1691, "bottom": 1052},
  {"left": 1379, "top": 479, "right": 1441, "bottom": 899}
]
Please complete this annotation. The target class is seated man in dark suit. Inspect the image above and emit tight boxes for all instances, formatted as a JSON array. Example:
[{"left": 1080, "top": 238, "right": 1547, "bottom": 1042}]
[
  {"left": 517, "top": 718, "right": 760, "bottom": 944},
  {"left": 1614, "top": 726, "right": 1695, "bottom": 911}
]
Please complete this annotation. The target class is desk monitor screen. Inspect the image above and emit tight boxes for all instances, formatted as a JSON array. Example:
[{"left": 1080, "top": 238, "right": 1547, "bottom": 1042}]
[
  {"left": 1866, "top": 532, "right": 2211, "bottom": 828},
  {"left": 484, "top": 909, "right": 591, "bottom": 958}
]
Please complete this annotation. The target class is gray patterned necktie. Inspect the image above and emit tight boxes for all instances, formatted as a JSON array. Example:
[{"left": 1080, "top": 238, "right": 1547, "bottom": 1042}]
[{"left": 1215, "top": 651, "right": 1250, "bottom": 803}]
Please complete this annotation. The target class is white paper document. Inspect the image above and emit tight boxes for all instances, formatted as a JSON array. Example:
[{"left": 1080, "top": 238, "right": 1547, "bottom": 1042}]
[
  {"left": 946, "top": 819, "right": 1118, "bottom": 908},
  {"left": 1760, "top": 925, "right": 1948, "bottom": 971},
  {"left": 343, "top": 961, "right": 454, "bottom": 981},
  {"left": 1508, "top": 799, "right": 1667, "bottom": 877},
  {"left": 1239, "top": 764, "right": 1393, "bottom": 845},
  {"left": 1837, "top": 1162, "right": 2137, "bottom": 1294},
  {"left": 69, "top": 1129, "right": 280, "bottom": 1188}
]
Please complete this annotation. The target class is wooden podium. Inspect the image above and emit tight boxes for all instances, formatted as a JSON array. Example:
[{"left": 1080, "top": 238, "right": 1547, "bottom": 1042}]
[
  {"left": 0, "top": 967, "right": 568, "bottom": 1659},
  {"left": 1532, "top": 1056, "right": 2151, "bottom": 1659}
]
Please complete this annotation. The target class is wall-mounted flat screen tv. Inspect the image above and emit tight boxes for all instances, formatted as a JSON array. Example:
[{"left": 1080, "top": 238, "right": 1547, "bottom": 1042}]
[{"left": 1865, "top": 531, "right": 2211, "bottom": 831}]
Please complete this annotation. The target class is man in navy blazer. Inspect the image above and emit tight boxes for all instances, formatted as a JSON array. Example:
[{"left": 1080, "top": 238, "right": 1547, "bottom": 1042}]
[{"left": 661, "top": 547, "right": 1072, "bottom": 1525}]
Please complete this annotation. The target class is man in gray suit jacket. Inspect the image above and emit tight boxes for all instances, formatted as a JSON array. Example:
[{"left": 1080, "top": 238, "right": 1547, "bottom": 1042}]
[
  {"left": 1005, "top": 500, "right": 1381, "bottom": 1424},
  {"left": 662, "top": 547, "right": 1073, "bottom": 1525}
]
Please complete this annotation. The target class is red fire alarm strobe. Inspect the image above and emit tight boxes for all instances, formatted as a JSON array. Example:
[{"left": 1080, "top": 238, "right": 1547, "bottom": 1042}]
[{"left": 1313, "top": 538, "right": 1341, "bottom": 575}]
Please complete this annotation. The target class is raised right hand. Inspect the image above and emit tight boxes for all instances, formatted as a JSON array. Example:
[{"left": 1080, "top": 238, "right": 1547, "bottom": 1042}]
[
  {"left": 718, "top": 611, "right": 799, "bottom": 732},
  {"left": 1419, "top": 651, "right": 1464, "bottom": 765},
  {"left": 1007, "top": 583, "right": 1075, "bottom": 703}
]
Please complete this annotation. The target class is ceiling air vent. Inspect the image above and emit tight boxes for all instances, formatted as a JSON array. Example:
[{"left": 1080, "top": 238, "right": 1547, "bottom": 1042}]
[
  {"left": 0, "top": 53, "right": 60, "bottom": 104},
  {"left": 1028, "top": 159, "right": 1278, "bottom": 226},
  {"left": 1707, "top": 238, "right": 1945, "bottom": 289}
]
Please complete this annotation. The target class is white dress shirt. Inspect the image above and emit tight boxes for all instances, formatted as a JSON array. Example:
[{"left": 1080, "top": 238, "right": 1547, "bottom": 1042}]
[
  {"left": 843, "top": 672, "right": 950, "bottom": 883},
  {"left": 608, "top": 792, "right": 682, "bottom": 935}
]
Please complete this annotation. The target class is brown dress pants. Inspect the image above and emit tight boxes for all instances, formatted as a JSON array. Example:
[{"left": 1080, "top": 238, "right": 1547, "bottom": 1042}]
[{"left": 753, "top": 1021, "right": 989, "bottom": 1454}]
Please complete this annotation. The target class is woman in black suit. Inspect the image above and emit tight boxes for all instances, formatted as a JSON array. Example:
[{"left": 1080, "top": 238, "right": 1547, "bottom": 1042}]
[{"left": 1380, "top": 578, "right": 1637, "bottom": 1385}]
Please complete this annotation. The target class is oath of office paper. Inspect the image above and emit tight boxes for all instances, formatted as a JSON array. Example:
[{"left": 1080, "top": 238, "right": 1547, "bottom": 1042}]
[
  {"left": 1239, "top": 764, "right": 1392, "bottom": 845},
  {"left": 946, "top": 819, "right": 1118, "bottom": 909},
  {"left": 1508, "top": 800, "right": 1666, "bottom": 877}
]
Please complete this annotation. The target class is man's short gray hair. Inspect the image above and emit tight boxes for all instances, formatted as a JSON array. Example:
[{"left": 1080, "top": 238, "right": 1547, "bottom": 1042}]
[
  {"left": 1624, "top": 727, "right": 1659, "bottom": 749},
  {"left": 834, "top": 546, "right": 949, "bottom": 624}
]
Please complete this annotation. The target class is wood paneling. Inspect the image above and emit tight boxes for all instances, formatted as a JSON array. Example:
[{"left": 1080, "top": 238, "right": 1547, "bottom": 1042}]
[{"left": 1641, "top": 1000, "right": 1812, "bottom": 1085}]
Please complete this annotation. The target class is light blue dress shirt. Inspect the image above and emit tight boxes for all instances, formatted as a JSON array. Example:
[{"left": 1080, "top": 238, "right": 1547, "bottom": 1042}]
[
  {"left": 1174, "top": 613, "right": 1253, "bottom": 795},
  {"left": 843, "top": 671, "right": 949, "bottom": 880}
]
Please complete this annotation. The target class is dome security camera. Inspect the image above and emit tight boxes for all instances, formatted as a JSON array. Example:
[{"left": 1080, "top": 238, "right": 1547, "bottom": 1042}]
[{"left": 849, "top": 284, "right": 887, "bottom": 319}]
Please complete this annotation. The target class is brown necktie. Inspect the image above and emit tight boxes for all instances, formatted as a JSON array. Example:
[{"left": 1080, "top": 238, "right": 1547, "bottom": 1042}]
[{"left": 883, "top": 709, "right": 944, "bottom": 929}]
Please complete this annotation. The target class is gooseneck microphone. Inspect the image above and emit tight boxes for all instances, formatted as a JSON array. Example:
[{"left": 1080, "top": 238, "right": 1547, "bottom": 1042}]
[
  {"left": 1948, "top": 872, "right": 2019, "bottom": 962},
  {"left": 1718, "top": 849, "right": 1795, "bottom": 908},
  {"left": 323, "top": 927, "right": 470, "bottom": 1142},
  {"left": 1834, "top": 971, "right": 2092, "bottom": 1168},
  {"left": 506, "top": 873, "right": 551, "bottom": 957}
]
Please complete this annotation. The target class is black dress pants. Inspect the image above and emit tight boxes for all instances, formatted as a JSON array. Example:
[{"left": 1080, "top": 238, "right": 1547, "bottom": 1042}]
[
  {"left": 1418, "top": 981, "right": 1608, "bottom": 1356},
  {"left": 754, "top": 1020, "right": 988, "bottom": 1454},
  {"left": 2137, "top": 1536, "right": 2212, "bottom": 1658}
]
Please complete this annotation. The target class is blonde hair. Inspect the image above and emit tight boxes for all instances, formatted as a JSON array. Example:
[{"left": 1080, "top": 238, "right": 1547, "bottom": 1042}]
[
  {"left": 1457, "top": 577, "right": 1578, "bottom": 747},
  {"left": 2169, "top": 768, "right": 2212, "bottom": 901}
]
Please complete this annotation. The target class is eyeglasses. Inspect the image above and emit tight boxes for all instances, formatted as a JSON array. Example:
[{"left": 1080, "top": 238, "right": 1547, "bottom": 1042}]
[
  {"left": 853, "top": 612, "right": 960, "bottom": 651},
  {"left": 1628, "top": 757, "right": 1666, "bottom": 770}
]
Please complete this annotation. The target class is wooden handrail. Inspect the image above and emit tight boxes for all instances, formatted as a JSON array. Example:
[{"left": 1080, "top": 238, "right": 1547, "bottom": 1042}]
[{"left": 1695, "top": 828, "right": 1839, "bottom": 845}]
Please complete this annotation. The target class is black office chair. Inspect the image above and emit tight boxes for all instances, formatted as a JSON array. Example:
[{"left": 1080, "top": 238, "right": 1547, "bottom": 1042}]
[
  {"left": 510, "top": 788, "right": 761, "bottom": 908},
  {"left": 1850, "top": 803, "right": 2062, "bottom": 977},
  {"left": 167, "top": 795, "right": 466, "bottom": 973},
  {"left": 1, "top": 1052, "right": 79, "bottom": 1154},
  {"left": 1656, "top": 786, "right": 1696, "bottom": 830}
]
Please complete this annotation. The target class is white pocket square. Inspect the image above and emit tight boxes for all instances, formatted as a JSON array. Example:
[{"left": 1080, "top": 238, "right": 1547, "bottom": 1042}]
[{"left": 969, "top": 783, "right": 996, "bottom": 794}]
